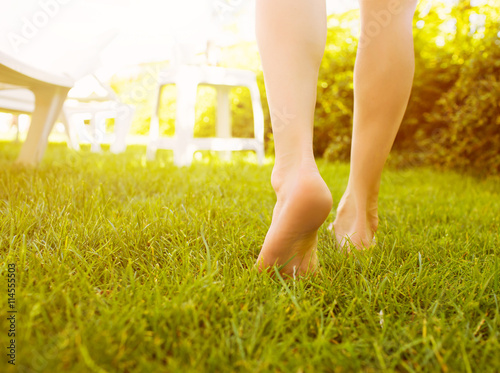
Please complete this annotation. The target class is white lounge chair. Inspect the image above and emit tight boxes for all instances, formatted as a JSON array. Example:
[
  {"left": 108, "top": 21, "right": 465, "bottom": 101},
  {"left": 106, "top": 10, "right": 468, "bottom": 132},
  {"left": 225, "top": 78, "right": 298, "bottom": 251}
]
[
  {"left": 0, "top": 50, "right": 73, "bottom": 165},
  {"left": 147, "top": 64, "right": 265, "bottom": 166},
  {"left": 62, "top": 74, "right": 134, "bottom": 154},
  {"left": 0, "top": 70, "right": 133, "bottom": 156},
  {"left": 0, "top": 25, "right": 131, "bottom": 164}
]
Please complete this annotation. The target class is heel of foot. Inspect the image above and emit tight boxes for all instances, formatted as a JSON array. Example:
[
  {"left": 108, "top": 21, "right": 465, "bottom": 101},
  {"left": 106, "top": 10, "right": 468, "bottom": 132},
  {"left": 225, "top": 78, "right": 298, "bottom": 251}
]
[
  {"left": 292, "top": 173, "right": 333, "bottom": 225},
  {"left": 256, "top": 168, "right": 331, "bottom": 277}
]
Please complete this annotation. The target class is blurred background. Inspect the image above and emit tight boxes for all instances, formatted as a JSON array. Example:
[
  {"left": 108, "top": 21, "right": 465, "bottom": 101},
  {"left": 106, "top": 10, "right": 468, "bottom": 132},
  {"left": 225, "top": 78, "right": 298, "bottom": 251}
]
[{"left": 0, "top": 0, "right": 499, "bottom": 174}]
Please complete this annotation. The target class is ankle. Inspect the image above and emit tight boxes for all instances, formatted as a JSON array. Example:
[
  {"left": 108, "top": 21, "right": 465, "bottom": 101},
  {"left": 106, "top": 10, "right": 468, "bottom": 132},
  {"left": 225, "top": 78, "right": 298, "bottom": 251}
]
[
  {"left": 336, "top": 191, "right": 379, "bottom": 232},
  {"left": 271, "top": 155, "right": 318, "bottom": 194},
  {"left": 341, "top": 186, "right": 379, "bottom": 210}
]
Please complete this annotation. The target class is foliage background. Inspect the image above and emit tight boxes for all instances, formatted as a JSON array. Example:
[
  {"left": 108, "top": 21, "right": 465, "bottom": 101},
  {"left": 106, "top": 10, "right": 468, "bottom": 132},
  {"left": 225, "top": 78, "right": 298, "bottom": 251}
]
[{"left": 110, "top": 0, "right": 500, "bottom": 175}]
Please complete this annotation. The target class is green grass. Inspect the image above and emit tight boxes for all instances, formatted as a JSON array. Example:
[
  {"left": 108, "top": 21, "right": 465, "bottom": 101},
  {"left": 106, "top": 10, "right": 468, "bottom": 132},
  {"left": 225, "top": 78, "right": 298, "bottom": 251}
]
[{"left": 0, "top": 141, "right": 499, "bottom": 373}]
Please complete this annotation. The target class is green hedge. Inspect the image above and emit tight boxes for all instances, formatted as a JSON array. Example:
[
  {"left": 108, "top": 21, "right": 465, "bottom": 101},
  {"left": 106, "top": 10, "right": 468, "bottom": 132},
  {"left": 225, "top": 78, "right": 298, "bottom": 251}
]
[
  {"left": 419, "top": 32, "right": 500, "bottom": 174},
  {"left": 318, "top": 1, "right": 500, "bottom": 175}
]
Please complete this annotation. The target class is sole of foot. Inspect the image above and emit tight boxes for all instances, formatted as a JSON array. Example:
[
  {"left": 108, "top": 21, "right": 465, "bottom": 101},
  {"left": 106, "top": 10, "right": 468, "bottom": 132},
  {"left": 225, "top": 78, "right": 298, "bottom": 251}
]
[{"left": 256, "top": 165, "right": 333, "bottom": 278}]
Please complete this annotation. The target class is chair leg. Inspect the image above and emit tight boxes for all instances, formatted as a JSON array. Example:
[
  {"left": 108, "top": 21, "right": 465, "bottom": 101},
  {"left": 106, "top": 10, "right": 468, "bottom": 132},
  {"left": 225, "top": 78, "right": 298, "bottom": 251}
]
[
  {"left": 174, "top": 145, "right": 195, "bottom": 167},
  {"left": 174, "top": 75, "right": 198, "bottom": 167},
  {"left": 216, "top": 86, "right": 232, "bottom": 162},
  {"left": 147, "top": 85, "right": 163, "bottom": 160},
  {"left": 16, "top": 86, "right": 69, "bottom": 166},
  {"left": 89, "top": 114, "right": 102, "bottom": 153},
  {"left": 111, "top": 105, "right": 133, "bottom": 154},
  {"left": 256, "top": 145, "right": 265, "bottom": 166},
  {"left": 60, "top": 110, "right": 80, "bottom": 151},
  {"left": 249, "top": 81, "right": 265, "bottom": 165}
]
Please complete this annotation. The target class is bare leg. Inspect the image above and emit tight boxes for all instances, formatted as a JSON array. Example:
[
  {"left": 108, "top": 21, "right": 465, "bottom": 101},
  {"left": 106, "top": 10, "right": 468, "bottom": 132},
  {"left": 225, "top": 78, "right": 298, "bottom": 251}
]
[
  {"left": 332, "top": 0, "right": 418, "bottom": 250},
  {"left": 255, "top": 0, "right": 332, "bottom": 277}
]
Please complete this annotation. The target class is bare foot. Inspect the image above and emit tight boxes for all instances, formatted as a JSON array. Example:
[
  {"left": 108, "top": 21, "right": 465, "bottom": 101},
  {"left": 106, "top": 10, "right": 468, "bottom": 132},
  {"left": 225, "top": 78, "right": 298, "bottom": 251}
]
[
  {"left": 256, "top": 162, "right": 333, "bottom": 277},
  {"left": 329, "top": 192, "right": 378, "bottom": 252}
]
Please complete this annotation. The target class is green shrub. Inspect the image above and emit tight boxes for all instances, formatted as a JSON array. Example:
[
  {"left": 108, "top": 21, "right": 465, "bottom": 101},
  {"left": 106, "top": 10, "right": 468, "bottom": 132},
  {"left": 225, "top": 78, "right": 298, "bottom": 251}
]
[
  {"left": 418, "top": 32, "right": 500, "bottom": 174},
  {"left": 319, "top": 1, "right": 500, "bottom": 175},
  {"left": 316, "top": 12, "right": 357, "bottom": 162}
]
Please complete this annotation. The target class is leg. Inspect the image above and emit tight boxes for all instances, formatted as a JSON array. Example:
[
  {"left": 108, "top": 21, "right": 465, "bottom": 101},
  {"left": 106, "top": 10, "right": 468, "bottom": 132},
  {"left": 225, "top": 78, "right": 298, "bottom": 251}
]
[
  {"left": 146, "top": 86, "right": 162, "bottom": 160},
  {"left": 332, "top": 0, "right": 418, "bottom": 250},
  {"left": 248, "top": 80, "right": 265, "bottom": 165},
  {"left": 16, "top": 86, "right": 69, "bottom": 166},
  {"left": 216, "top": 86, "right": 232, "bottom": 162},
  {"left": 11, "top": 114, "right": 19, "bottom": 143},
  {"left": 89, "top": 114, "right": 102, "bottom": 153},
  {"left": 111, "top": 105, "right": 133, "bottom": 154},
  {"left": 60, "top": 110, "right": 80, "bottom": 151},
  {"left": 174, "top": 68, "right": 198, "bottom": 167},
  {"left": 255, "top": 0, "right": 332, "bottom": 277}
]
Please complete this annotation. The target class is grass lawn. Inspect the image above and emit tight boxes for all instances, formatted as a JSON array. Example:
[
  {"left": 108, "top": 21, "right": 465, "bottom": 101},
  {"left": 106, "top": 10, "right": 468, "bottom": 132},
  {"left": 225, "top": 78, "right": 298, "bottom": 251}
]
[{"left": 0, "top": 141, "right": 499, "bottom": 373}]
